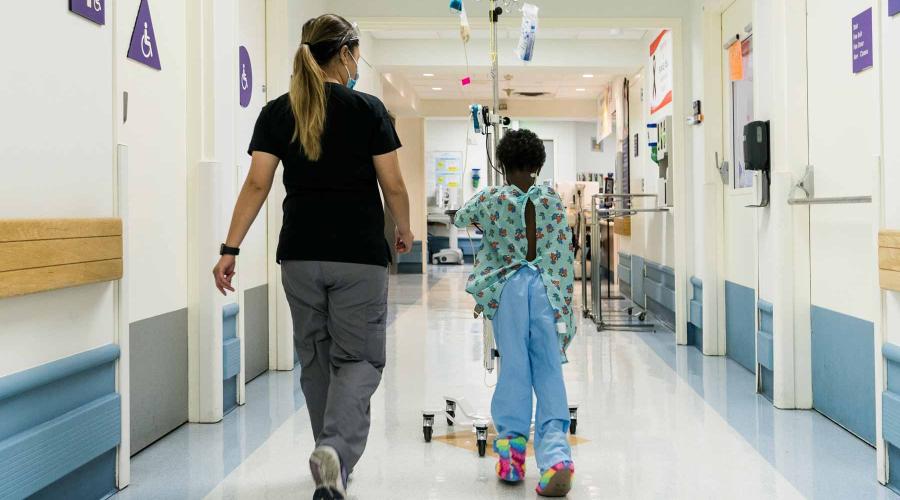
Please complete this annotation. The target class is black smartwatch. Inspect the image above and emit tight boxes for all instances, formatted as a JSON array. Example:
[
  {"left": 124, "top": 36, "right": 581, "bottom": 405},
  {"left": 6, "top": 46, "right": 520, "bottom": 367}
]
[{"left": 220, "top": 244, "right": 240, "bottom": 256}]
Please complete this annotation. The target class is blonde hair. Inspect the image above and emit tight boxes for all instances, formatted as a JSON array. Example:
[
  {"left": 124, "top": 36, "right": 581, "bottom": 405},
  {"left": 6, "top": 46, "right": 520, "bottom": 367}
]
[{"left": 290, "top": 14, "right": 358, "bottom": 161}]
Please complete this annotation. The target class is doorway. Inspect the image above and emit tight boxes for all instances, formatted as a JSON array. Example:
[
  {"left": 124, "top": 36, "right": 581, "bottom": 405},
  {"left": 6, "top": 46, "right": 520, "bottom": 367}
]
[
  {"left": 236, "top": 0, "right": 270, "bottom": 384},
  {"left": 805, "top": 0, "right": 879, "bottom": 445},
  {"left": 720, "top": 0, "right": 758, "bottom": 374}
]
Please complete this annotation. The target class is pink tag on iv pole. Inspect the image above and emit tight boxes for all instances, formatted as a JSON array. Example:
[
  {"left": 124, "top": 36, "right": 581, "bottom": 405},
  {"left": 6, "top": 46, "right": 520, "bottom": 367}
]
[{"left": 461, "top": 76, "right": 472, "bottom": 86}]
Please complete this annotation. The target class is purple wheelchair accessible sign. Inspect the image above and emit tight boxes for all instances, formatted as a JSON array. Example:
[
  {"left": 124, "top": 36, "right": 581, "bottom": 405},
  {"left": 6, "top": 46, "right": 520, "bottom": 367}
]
[
  {"left": 127, "top": 0, "right": 161, "bottom": 70},
  {"left": 239, "top": 46, "right": 253, "bottom": 108},
  {"left": 70, "top": 0, "right": 105, "bottom": 25}
]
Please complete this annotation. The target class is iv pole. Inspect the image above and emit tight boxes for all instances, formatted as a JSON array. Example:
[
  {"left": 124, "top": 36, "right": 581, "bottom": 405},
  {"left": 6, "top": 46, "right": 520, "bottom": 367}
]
[{"left": 488, "top": 0, "right": 502, "bottom": 186}]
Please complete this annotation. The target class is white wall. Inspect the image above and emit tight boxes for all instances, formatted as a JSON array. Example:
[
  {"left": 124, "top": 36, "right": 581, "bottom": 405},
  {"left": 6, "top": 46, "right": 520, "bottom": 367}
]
[
  {"left": 575, "top": 122, "right": 616, "bottom": 177},
  {"left": 0, "top": 3, "right": 116, "bottom": 377}
]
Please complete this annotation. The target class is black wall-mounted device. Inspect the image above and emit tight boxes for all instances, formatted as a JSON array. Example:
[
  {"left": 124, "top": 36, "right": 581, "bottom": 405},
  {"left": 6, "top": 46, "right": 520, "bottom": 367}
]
[
  {"left": 743, "top": 120, "right": 770, "bottom": 172},
  {"left": 743, "top": 120, "right": 771, "bottom": 208}
]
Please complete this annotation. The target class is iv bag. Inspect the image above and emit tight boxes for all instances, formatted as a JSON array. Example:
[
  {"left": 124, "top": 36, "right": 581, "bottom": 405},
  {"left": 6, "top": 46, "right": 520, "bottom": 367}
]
[
  {"left": 459, "top": 8, "right": 471, "bottom": 43},
  {"left": 515, "top": 3, "right": 539, "bottom": 62}
]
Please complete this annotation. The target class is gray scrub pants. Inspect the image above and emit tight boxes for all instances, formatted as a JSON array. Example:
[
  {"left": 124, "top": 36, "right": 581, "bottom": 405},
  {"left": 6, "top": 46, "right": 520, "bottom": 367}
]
[{"left": 281, "top": 261, "right": 388, "bottom": 472}]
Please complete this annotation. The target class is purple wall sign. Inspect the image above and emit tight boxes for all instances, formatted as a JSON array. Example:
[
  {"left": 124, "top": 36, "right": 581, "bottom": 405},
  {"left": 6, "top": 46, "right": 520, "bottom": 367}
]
[
  {"left": 891, "top": 0, "right": 900, "bottom": 17},
  {"left": 127, "top": 0, "right": 161, "bottom": 70},
  {"left": 239, "top": 46, "right": 253, "bottom": 108},
  {"left": 70, "top": 0, "right": 105, "bottom": 25},
  {"left": 852, "top": 8, "right": 874, "bottom": 74}
]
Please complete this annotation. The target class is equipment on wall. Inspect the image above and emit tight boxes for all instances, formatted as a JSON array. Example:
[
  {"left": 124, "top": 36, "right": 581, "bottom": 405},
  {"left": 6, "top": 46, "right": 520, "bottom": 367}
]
[{"left": 743, "top": 120, "right": 770, "bottom": 208}]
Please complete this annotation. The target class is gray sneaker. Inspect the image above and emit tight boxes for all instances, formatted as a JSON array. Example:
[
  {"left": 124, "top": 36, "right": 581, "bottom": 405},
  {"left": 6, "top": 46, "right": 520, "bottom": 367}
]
[{"left": 310, "top": 446, "right": 347, "bottom": 500}]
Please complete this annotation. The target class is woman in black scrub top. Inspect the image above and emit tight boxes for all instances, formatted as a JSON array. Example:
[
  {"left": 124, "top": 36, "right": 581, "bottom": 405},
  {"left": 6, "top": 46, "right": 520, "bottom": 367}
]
[{"left": 212, "top": 14, "right": 412, "bottom": 500}]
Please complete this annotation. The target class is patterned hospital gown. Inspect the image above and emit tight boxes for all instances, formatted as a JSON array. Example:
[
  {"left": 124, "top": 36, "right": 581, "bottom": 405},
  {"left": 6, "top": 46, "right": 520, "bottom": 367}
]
[{"left": 453, "top": 184, "right": 577, "bottom": 363}]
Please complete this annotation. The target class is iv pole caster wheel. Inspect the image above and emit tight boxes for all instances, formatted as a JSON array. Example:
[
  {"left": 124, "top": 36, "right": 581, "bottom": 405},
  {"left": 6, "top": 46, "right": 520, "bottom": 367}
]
[
  {"left": 627, "top": 307, "right": 634, "bottom": 315},
  {"left": 474, "top": 420, "right": 489, "bottom": 457},
  {"left": 422, "top": 412, "right": 435, "bottom": 443},
  {"left": 638, "top": 312, "right": 647, "bottom": 322},
  {"left": 568, "top": 406, "right": 579, "bottom": 435},
  {"left": 445, "top": 399, "right": 456, "bottom": 427}
]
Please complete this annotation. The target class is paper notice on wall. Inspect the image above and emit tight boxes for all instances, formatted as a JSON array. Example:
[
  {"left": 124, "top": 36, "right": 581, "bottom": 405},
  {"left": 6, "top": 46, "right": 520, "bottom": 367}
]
[
  {"left": 649, "top": 30, "right": 673, "bottom": 115},
  {"left": 891, "top": 0, "right": 900, "bottom": 16},
  {"left": 431, "top": 152, "right": 463, "bottom": 189},
  {"left": 729, "top": 40, "right": 744, "bottom": 81}
]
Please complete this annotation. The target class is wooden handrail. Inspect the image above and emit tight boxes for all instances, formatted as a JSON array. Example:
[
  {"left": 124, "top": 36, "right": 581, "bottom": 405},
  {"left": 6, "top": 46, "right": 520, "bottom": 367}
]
[
  {"left": 880, "top": 230, "right": 900, "bottom": 292},
  {"left": 0, "top": 218, "right": 122, "bottom": 299}
]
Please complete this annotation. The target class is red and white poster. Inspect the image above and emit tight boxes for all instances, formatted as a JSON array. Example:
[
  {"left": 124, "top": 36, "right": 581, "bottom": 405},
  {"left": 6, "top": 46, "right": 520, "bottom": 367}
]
[{"left": 649, "top": 30, "right": 673, "bottom": 114}]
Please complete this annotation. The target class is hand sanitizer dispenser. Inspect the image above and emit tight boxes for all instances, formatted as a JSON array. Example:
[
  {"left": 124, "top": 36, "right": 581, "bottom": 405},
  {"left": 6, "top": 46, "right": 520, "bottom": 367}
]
[{"left": 743, "top": 120, "right": 771, "bottom": 208}]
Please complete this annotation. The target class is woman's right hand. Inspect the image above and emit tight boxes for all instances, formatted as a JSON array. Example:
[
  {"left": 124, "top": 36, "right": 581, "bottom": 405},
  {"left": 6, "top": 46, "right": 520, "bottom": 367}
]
[
  {"left": 213, "top": 255, "right": 237, "bottom": 295},
  {"left": 395, "top": 227, "right": 414, "bottom": 254}
]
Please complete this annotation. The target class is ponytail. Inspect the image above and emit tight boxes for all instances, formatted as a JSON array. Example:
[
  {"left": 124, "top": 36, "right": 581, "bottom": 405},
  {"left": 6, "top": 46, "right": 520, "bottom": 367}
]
[{"left": 290, "top": 44, "right": 327, "bottom": 161}]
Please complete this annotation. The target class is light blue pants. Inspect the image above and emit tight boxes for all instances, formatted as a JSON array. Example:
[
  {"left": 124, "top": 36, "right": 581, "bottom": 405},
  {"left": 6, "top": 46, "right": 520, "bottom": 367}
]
[{"left": 491, "top": 267, "right": 572, "bottom": 471}]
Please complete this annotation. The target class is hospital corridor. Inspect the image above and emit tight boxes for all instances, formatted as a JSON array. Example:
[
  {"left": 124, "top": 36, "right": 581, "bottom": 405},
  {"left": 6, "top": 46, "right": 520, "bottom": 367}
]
[{"left": 2, "top": 1, "right": 900, "bottom": 499}]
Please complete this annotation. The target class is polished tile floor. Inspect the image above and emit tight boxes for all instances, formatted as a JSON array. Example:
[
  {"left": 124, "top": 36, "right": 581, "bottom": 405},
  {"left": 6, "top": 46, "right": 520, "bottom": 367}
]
[{"left": 117, "top": 267, "right": 898, "bottom": 499}]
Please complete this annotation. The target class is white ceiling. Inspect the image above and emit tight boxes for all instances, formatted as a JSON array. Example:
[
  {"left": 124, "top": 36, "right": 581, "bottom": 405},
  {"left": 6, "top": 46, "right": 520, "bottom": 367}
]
[
  {"left": 369, "top": 27, "right": 647, "bottom": 41},
  {"left": 386, "top": 67, "right": 614, "bottom": 100}
]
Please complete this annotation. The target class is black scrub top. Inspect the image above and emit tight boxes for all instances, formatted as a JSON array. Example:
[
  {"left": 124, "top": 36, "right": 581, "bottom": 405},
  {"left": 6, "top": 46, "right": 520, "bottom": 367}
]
[{"left": 248, "top": 84, "right": 401, "bottom": 267}]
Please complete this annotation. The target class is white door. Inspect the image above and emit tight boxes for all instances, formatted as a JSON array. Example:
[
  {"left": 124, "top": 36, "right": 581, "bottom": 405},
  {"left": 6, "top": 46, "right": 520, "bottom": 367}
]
[
  {"left": 806, "top": 0, "right": 880, "bottom": 445},
  {"left": 720, "top": 0, "right": 758, "bottom": 374},
  {"left": 236, "top": 0, "right": 269, "bottom": 386}
]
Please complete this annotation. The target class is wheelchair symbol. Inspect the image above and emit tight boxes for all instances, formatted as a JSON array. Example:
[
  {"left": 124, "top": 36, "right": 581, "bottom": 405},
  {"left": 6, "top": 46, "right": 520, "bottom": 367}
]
[
  {"left": 241, "top": 64, "right": 249, "bottom": 91},
  {"left": 141, "top": 22, "right": 153, "bottom": 59}
]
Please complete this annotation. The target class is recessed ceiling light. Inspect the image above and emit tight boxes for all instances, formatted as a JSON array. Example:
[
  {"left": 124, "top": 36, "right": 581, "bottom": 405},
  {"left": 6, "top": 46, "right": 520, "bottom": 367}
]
[
  {"left": 610, "top": 28, "right": 622, "bottom": 36},
  {"left": 432, "top": 87, "right": 443, "bottom": 91},
  {"left": 582, "top": 74, "right": 594, "bottom": 78},
  {"left": 423, "top": 73, "right": 435, "bottom": 77},
  {"left": 576, "top": 88, "right": 586, "bottom": 92}
]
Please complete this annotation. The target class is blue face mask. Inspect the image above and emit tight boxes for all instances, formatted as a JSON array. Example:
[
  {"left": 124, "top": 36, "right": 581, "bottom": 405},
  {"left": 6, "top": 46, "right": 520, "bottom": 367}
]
[{"left": 344, "top": 53, "right": 360, "bottom": 90}]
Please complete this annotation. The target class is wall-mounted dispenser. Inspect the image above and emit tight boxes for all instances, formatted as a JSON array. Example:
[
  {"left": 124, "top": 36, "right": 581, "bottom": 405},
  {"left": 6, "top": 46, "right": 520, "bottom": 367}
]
[{"left": 743, "top": 120, "right": 771, "bottom": 208}]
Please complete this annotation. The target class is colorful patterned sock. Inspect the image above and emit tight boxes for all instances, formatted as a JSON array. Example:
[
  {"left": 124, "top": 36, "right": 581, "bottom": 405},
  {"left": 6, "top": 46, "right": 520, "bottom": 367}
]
[
  {"left": 536, "top": 461, "right": 575, "bottom": 497},
  {"left": 493, "top": 436, "right": 527, "bottom": 482}
]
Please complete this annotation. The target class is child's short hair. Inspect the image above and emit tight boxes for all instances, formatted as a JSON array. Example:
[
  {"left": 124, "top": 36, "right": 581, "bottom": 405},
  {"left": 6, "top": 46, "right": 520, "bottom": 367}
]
[{"left": 497, "top": 129, "right": 546, "bottom": 174}]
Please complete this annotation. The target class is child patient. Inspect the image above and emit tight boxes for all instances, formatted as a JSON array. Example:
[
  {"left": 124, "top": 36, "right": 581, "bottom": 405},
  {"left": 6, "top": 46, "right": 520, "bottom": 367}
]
[{"left": 454, "top": 129, "right": 576, "bottom": 497}]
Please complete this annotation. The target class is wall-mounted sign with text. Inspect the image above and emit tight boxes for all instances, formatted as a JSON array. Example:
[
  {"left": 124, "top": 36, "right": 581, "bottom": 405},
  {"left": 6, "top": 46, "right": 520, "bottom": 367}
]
[
  {"left": 852, "top": 8, "right": 873, "bottom": 74},
  {"left": 70, "top": 0, "right": 105, "bottom": 25},
  {"left": 891, "top": 0, "right": 900, "bottom": 17}
]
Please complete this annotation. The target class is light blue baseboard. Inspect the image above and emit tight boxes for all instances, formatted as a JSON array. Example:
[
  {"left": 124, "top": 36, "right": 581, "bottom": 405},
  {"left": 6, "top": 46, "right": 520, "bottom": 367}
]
[
  {"left": 725, "top": 281, "right": 756, "bottom": 374},
  {"left": 223, "top": 303, "right": 240, "bottom": 415},
  {"left": 0, "top": 345, "right": 120, "bottom": 500},
  {"left": 617, "top": 252, "right": 632, "bottom": 300},
  {"left": 757, "top": 299, "right": 774, "bottom": 401},
  {"left": 644, "top": 261, "right": 675, "bottom": 329},
  {"left": 884, "top": 344, "right": 900, "bottom": 493},
  {"left": 688, "top": 277, "right": 703, "bottom": 351},
  {"left": 811, "top": 305, "right": 875, "bottom": 445},
  {"left": 631, "top": 256, "right": 645, "bottom": 309}
]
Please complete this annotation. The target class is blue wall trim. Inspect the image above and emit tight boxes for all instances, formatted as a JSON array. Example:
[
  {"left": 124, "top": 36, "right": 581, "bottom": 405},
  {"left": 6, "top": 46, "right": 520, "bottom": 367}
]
[
  {"left": 0, "top": 345, "right": 120, "bottom": 500},
  {"left": 617, "top": 253, "right": 632, "bottom": 299},
  {"left": 757, "top": 299, "right": 774, "bottom": 402},
  {"left": 725, "top": 281, "right": 756, "bottom": 373},
  {"left": 757, "top": 300, "right": 774, "bottom": 371},
  {"left": 643, "top": 261, "right": 675, "bottom": 328},
  {"left": 884, "top": 344, "right": 900, "bottom": 492},
  {"left": 811, "top": 305, "right": 875, "bottom": 445},
  {"left": 687, "top": 276, "right": 703, "bottom": 350},
  {"left": 689, "top": 277, "right": 702, "bottom": 329},
  {"left": 631, "top": 255, "right": 645, "bottom": 308},
  {"left": 223, "top": 338, "right": 241, "bottom": 380},
  {"left": 0, "top": 344, "right": 119, "bottom": 403},
  {"left": 222, "top": 304, "right": 240, "bottom": 414}
]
